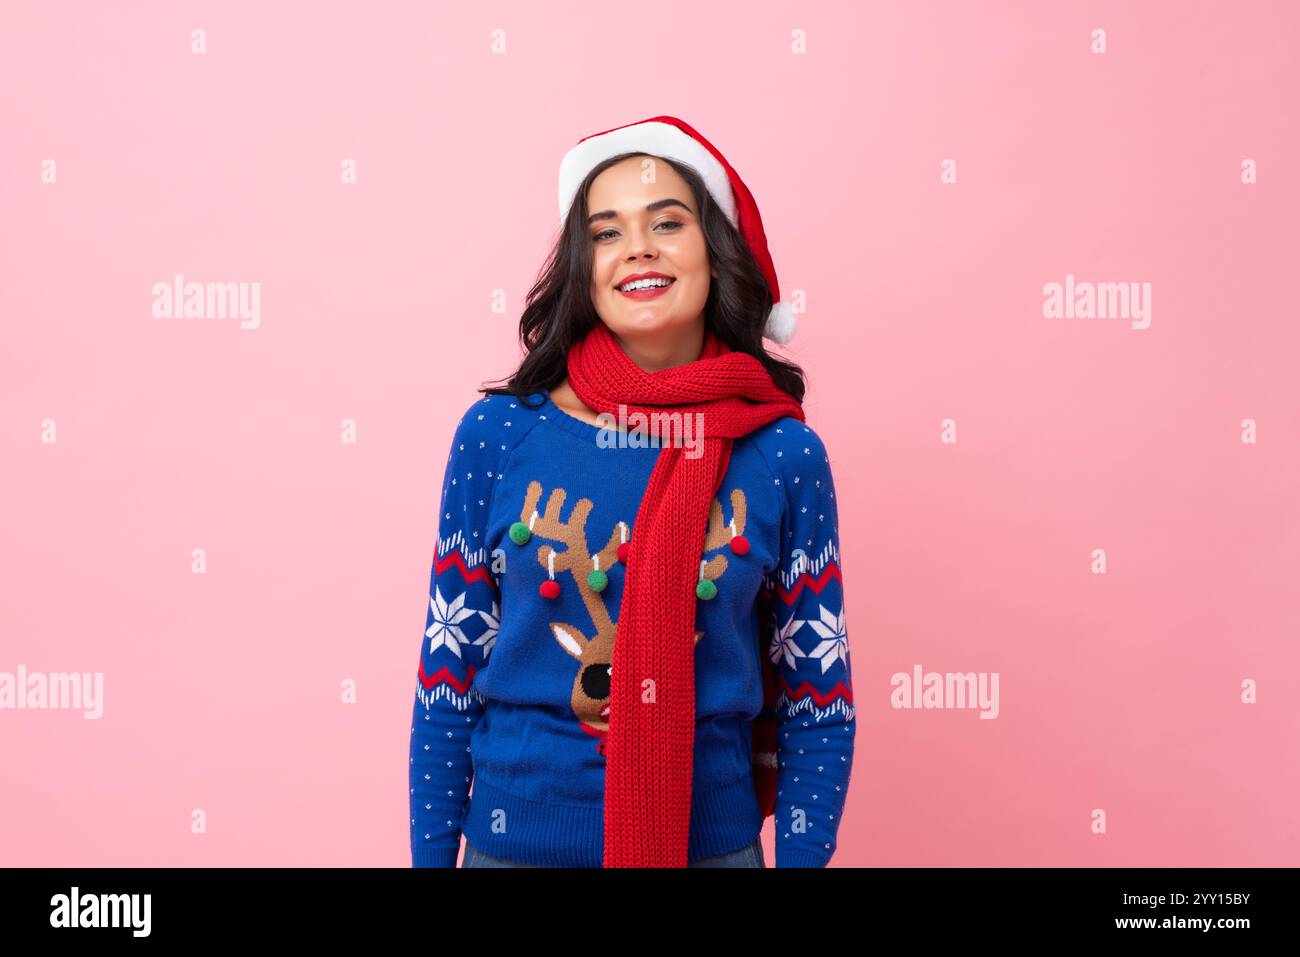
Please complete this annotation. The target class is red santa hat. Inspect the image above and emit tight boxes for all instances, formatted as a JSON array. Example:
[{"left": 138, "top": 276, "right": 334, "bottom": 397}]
[{"left": 558, "top": 115, "right": 798, "bottom": 345}]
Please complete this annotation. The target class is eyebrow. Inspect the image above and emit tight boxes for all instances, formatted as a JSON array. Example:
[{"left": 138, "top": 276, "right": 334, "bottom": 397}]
[{"left": 587, "top": 197, "right": 693, "bottom": 226}]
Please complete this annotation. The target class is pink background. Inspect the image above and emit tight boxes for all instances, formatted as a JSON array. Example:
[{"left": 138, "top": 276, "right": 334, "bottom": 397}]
[{"left": 2, "top": 1, "right": 1297, "bottom": 866}]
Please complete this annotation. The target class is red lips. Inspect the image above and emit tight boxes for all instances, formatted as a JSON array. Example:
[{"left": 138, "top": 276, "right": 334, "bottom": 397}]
[{"left": 615, "top": 270, "right": 674, "bottom": 289}]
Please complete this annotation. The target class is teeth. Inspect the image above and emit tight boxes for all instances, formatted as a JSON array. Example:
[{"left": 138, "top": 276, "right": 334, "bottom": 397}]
[{"left": 619, "top": 277, "right": 672, "bottom": 292}]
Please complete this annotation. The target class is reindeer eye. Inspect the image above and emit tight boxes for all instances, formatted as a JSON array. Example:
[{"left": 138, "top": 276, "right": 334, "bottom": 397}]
[{"left": 581, "top": 662, "right": 611, "bottom": 701}]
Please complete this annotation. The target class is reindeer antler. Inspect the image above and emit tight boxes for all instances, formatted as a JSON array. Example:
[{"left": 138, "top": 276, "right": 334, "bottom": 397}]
[
  {"left": 700, "top": 487, "right": 747, "bottom": 584},
  {"left": 520, "top": 480, "right": 626, "bottom": 640}
]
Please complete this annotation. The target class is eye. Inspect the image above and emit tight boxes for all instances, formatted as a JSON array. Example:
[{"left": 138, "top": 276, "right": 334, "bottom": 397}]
[{"left": 592, "top": 220, "right": 685, "bottom": 242}]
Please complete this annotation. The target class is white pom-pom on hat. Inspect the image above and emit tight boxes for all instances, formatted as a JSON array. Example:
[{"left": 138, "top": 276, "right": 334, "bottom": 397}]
[{"left": 763, "top": 301, "right": 797, "bottom": 345}]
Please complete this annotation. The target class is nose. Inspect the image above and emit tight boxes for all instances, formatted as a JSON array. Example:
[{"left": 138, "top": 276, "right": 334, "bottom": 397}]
[{"left": 623, "top": 223, "right": 659, "bottom": 261}]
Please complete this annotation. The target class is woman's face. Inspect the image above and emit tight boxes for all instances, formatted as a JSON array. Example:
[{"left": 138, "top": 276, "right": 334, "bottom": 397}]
[{"left": 586, "top": 156, "right": 712, "bottom": 340}]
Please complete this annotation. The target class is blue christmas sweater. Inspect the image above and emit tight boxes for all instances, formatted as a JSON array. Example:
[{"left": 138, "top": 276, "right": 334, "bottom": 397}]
[{"left": 409, "top": 389, "right": 856, "bottom": 867}]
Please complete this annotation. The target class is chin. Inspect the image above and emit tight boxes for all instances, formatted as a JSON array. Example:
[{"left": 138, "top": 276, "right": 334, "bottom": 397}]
[
  {"left": 616, "top": 316, "right": 681, "bottom": 338},
  {"left": 613, "top": 310, "right": 696, "bottom": 340}
]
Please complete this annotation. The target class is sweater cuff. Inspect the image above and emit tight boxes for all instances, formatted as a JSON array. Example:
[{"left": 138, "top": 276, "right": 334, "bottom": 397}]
[
  {"left": 776, "top": 848, "right": 829, "bottom": 868},
  {"left": 412, "top": 845, "right": 461, "bottom": 868}
]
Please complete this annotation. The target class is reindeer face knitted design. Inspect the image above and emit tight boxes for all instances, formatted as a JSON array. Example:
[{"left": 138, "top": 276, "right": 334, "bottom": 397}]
[{"left": 565, "top": 320, "right": 804, "bottom": 867}]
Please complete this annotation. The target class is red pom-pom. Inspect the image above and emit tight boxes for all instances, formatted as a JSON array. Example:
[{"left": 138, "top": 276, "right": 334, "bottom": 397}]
[
  {"left": 617, "top": 541, "right": 632, "bottom": 563},
  {"left": 730, "top": 534, "right": 750, "bottom": 555},
  {"left": 539, "top": 579, "right": 561, "bottom": 599}
]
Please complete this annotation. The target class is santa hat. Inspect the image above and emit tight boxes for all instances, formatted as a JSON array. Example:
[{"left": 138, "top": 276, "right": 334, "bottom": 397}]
[{"left": 558, "top": 115, "right": 798, "bottom": 345}]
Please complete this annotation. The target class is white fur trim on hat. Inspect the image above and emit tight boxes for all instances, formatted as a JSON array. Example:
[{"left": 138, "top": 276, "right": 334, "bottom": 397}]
[
  {"left": 764, "top": 301, "right": 797, "bottom": 344},
  {"left": 558, "top": 121, "right": 736, "bottom": 226}
]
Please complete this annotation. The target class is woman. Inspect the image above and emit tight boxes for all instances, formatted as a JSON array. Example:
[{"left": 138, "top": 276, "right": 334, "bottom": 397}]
[{"left": 409, "top": 116, "right": 856, "bottom": 868}]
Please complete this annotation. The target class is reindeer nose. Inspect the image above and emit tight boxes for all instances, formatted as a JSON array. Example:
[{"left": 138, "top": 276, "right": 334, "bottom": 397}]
[{"left": 581, "top": 662, "right": 611, "bottom": 702}]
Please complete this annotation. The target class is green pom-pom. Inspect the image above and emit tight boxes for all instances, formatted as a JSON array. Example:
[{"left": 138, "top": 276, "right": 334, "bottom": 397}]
[
  {"left": 509, "top": 522, "right": 531, "bottom": 545},
  {"left": 696, "top": 579, "right": 717, "bottom": 601},
  {"left": 588, "top": 569, "right": 608, "bottom": 592}
]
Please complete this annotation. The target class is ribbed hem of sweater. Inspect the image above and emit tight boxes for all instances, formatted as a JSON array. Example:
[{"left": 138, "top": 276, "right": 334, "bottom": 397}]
[
  {"left": 777, "top": 847, "right": 830, "bottom": 868},
  {"left": 411, "top": 845, "right": 461, "bottom": 868},
  {"left": 455, "top": 773, "right": 764, "bottom": 867}
]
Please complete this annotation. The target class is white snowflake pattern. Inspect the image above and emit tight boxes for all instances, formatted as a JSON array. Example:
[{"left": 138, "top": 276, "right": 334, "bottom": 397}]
[
  {"left": 805, "top": 603, "right": 848, "bottom": 673},
  {"left": 472, "top": 600, "right": 500, "bottom": 658},
  {"left": 425, "top": 586, "right": 477, "bottom": 657},
  {"left": 768, "top": 612, "right": 806, "bottom": 669}
]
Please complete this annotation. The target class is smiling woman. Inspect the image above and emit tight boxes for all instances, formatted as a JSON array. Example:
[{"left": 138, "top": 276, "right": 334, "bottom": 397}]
[
  {"left": 490, "top": 121, "right": 806, "bottom": 402},
  {"left": 409, "top": 116, "right": 857, "bottom": 870}
]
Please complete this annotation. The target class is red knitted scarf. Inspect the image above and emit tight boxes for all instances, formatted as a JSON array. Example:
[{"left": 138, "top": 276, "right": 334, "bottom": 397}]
[{"left": 566, "top": 321, "right": 806, "bottom": 867}]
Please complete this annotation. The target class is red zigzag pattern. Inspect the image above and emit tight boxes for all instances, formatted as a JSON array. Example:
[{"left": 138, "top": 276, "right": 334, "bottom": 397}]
[
  {"left": 773, "top": 560, "right": 841, "bottom": 605},
  {"left": 434, "top": 544, "right": 497, "bottom": 589},
  {"left": 780, "top": 673, "right": 853, "bottom": 707},
  {"left": 420, "top": 660, "right": 478, "bottom": 693}
]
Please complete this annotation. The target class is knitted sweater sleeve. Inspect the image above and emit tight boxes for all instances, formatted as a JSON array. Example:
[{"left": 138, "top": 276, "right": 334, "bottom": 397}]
[
  {"left": 770, "top": 424, "right": 857, "bottom": 868},
  {"left": 410, "top": 402, "right": 505, "bottom": 868}
]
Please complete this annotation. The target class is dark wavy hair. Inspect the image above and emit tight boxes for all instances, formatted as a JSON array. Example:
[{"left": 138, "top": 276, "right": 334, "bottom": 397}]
[{"left": 480, "top": 151, "right": 805, "bottom": 409}]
